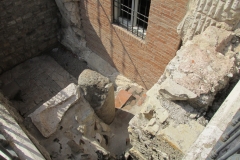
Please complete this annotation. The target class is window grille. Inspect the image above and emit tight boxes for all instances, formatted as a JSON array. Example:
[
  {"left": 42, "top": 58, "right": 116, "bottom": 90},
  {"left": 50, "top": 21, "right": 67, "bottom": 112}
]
[{"left": 113, "top": 0, "right": 151, "bottom": 40}]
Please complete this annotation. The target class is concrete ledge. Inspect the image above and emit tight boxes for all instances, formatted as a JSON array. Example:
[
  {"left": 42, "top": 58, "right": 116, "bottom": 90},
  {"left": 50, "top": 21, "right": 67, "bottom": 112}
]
[
  {"left": 0, "top": 104, "right": 45, "bottom": 160},
  {"left": 183, "top": 80, "right": 240, "bottom": 160}
]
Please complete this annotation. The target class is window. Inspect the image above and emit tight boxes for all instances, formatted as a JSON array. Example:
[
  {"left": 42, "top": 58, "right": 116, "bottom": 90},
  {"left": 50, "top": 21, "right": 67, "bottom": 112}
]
[{"left": 113, "top": 0, "right": 151, "bottom": 40}]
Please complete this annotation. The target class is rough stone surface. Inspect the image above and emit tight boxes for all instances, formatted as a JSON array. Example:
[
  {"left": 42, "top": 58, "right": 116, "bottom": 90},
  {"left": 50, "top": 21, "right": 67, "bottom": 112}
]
[
  {"left": 54, "top": 0, "right": 86, "bottom": 53},
  {"left": 26, "top": 88, "right": 113, "bottom": 160},
  {"left": 157, "top": 120, "right": 204, "bottom": 153},
  {"left": 78, "top": 69, "right": 115, "bottom": 124},
  {"left": 184, "top": 80, "right": 240, "bottom": 160},
  {"left": 0, "top": 0, "right": 59, "bottom": 74},
  {"left": 178, "top": 0, "right": 240, "bottom": 43},
  {"left": 29, "top": 83, "right": 80, "bottom": 137},
  {"left": 128, "top": 84, "right": 204, "bottom": 159},
  {"left": 159, "top": 78, "right": 197, "bottom": 100},
  {"left": 159, "top": 26, "right": 236, "bottom": 109}
]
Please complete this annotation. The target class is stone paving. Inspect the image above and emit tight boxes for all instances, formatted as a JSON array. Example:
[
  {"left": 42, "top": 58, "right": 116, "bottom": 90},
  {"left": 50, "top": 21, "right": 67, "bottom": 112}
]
[{"left": 0, "top": 55, "right": 77, "bottom": 117}]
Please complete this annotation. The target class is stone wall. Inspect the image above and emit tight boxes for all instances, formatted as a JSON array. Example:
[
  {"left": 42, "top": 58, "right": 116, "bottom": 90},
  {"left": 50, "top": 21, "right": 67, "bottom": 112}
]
[
  {"left": 79, "top": 0, "right": 188, "bottom": 89},
  {"left": 178, "top": 0, "right": 240, "bottom": 43},
  {"left": 159, "top": 26, "right": 237, "bottom": 109},
  {"left": 54, "top": 0, "right": 86, "bottom": 53},
  {"left": 0, "top": 0, "right": 59, "bottom": 74}
]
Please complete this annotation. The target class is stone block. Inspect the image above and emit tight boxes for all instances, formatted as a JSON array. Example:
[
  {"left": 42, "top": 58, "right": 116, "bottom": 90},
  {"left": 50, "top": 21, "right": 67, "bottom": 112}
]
[
  {"left": 7, "top": 20, "right": 16, "bottom": 26},
  {"left": 29, "top": 83, "right": 80, "bottom": 137},
  {"left": 159, "top": 78, "right": 197, "bottom": 100},
  {"left": 129, "top": 148, "right": 145, "bottom": 159},
  {"left": 157, "top": 120, "right": 204, "bottom": 153},
  {"left": 78, "top": 69, "right": 115, "bottom": 124},
  {"left": 159, "top": 27, "right": 236, "bottom": 109}
]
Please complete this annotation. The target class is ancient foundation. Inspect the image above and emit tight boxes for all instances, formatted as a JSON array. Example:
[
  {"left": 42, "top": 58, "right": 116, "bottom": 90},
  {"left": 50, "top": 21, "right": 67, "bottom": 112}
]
[{"left": 0, "top": 0, "right": 240, "bottom": 159}]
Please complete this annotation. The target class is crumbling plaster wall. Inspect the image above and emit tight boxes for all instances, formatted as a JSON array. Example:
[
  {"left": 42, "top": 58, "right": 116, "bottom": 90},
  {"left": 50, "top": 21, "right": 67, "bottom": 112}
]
[
  {"left": 55, "top": 0, "right": 86, "bottom": 53},
  {"left": 0, "top": 0, "right": 60, "bottom": 74}
]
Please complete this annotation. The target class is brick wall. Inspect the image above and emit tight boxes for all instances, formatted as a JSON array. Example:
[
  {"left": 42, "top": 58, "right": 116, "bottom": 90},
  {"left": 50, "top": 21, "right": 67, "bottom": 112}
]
[
  {"left": 0, "top": 0, "right": 59, "bottom": 74},
  {"left": 80, "top": 0, "right": 188, "bottom": 89}
]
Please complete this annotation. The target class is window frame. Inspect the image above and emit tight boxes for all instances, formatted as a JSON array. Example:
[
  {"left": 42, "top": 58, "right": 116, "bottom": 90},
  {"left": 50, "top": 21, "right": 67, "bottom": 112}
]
[{"left": 113, "top": 0, "right": 150, "bottom": 40}]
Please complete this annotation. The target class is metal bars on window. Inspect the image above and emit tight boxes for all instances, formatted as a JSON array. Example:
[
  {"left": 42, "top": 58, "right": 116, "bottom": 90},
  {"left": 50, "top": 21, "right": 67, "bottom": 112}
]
[{"left": 113, "top": 0, "right": 150, "bottom": 40}]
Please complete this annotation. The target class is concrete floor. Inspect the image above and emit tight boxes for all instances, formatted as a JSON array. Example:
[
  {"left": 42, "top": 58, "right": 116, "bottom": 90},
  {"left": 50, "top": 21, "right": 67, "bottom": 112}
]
[{"left": 0, "top": 48, "right": 140, "bottom": 158}]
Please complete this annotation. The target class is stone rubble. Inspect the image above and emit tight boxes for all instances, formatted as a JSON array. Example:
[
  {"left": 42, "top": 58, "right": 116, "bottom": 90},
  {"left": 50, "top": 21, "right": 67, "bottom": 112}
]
[
  {"left": 159, "top": 26, "right": 237, "bottom": 109},
  {"left": 128, "top": 26, "right": 240, "bottom": 159},
  {"left": 78, "top": 69, "right": 115, "bottom": 124},
  {"left": 28, "top": 82, "right": 114, "bottom": 159},
  {"left": 128, "top": 84, "right": 204, "bottom": 159}
]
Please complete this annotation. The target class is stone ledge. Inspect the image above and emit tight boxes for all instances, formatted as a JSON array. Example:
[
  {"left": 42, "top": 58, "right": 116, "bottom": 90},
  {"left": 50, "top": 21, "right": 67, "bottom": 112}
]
[
  {"left": 0, "top": 103, "right": 45, "bottom": 160},
  {"left": 184, "top": 80, "right": 240, "bottom": 160}
]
